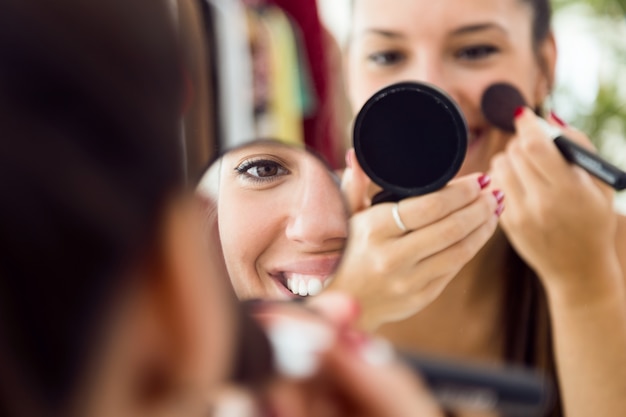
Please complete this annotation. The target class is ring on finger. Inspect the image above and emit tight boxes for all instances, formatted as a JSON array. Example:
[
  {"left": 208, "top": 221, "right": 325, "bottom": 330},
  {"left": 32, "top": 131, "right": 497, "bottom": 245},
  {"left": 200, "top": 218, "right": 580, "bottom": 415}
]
[{"left": 391, "top": 202, "right": 408, "bottom": 233}]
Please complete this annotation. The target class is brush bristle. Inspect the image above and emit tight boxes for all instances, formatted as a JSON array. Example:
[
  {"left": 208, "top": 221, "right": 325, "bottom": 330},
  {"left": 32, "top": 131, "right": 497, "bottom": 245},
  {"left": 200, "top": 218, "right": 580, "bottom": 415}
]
[{"left": 481, "top": 83, "right": 527, "bottom": 133}]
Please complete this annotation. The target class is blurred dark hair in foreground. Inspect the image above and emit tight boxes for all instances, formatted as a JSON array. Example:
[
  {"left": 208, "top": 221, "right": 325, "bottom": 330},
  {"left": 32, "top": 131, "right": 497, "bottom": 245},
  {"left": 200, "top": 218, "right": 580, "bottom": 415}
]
[{"left": 0, "top": 0, "right": 183, "bottom": 414}]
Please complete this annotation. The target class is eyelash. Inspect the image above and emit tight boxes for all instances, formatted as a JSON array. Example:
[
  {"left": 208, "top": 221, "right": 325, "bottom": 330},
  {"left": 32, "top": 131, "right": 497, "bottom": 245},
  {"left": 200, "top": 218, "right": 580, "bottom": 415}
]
[
  {"left": 367, "top": 50, "right": 405, "bottom": 66},
  {"left": 456, "top": 44, "right": 500, "bottom": 61},
  {"left": 366, "top": 44, "right": 499, "bottom": 67},
  {"left": 235, "top": 158, "right": 289, "bottom": 184}
]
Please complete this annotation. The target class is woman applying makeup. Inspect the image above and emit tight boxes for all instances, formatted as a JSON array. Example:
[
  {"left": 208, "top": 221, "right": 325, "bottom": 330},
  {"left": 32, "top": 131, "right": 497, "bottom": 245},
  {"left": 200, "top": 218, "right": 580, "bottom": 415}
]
[
  {"left": 0, "top": 0, "right": 449, "bottom": 415},
  {"left": 337, "top": 0, "right": 626, "bottom": 416},
  {"left": 198, "top": 139, "right": 502, "bottom": 304}
]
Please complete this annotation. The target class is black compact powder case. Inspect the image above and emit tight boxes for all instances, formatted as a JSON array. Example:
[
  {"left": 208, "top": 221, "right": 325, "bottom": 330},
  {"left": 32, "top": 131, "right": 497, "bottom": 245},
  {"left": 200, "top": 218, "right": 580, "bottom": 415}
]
[{"left": 353, "top": 82, "right": 468, "bottom": 204}]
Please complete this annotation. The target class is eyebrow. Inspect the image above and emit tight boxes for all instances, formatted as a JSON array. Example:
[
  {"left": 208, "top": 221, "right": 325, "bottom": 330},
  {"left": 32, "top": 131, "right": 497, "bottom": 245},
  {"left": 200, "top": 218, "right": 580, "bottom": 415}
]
[
  {"left": 361, "top": 23, "right": 508, "bottom": 39},
  {"left": 361, "top": 28, "right": 405, "bottom": 39},
  {"left": 451, "top": 23, "right": 508, "bottom": 36}
]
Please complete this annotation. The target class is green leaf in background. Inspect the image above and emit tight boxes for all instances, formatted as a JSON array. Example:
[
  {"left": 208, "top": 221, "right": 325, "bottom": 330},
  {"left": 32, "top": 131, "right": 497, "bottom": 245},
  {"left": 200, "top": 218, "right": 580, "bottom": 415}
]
[{"left": 552, "top": 0, "right": 626, "bottom": 210}]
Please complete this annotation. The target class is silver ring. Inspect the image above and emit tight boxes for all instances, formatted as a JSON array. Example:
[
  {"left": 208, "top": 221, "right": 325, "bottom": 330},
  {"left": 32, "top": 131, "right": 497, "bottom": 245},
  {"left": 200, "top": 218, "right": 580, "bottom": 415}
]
[{"left": 391, "top": 203, "right": 408, "bottom": 233}]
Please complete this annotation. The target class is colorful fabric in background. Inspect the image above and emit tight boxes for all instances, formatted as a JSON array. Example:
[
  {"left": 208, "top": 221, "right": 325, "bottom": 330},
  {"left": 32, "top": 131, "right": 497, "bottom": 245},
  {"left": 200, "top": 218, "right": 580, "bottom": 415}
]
[
  {"left": 246, "top": 5, "right": 316, "bottom": 146},
  {"left": 269, "top": 0, "right": 345, "bottom": 168},
  {"left": 189, "top": 0, "right": 346, "bottom": 169}
]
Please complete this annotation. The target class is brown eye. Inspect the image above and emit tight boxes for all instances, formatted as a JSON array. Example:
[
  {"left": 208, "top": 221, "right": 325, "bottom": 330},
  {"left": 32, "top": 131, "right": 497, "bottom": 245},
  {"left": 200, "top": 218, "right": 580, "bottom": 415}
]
[
  {"left": 367, "top": 50, "right": 405, "bottom": 66},
  {"left": 249, "top": 162, "right": 278, "bottom": 177},
  {"left": 235, "top": 159, "right": 289, "bottom": 182},
  {"left": 456, "top": 45, "right": 499, "bottom": 60}
]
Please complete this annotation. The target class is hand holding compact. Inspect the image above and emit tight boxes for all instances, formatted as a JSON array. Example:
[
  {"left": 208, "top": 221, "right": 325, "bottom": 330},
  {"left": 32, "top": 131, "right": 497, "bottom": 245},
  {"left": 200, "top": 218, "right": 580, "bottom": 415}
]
[{"left": 335, "top": 154, "right": 502, "bottom": 330}]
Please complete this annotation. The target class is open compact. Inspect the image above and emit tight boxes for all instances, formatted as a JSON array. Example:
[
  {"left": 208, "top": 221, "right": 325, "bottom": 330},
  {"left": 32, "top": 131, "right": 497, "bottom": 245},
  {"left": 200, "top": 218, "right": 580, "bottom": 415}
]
[{"left": 353, "top": 81, "right": 468, "bottom": 204}]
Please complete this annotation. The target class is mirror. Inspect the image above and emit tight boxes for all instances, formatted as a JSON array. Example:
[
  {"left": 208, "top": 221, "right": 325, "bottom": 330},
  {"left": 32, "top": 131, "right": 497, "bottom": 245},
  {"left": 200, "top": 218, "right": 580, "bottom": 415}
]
[
  {"left": 353, "top": 81, "right": 468, "bottom": 204},
  {"left": 196, "top": 139, "right": 349, "bottom": 301},
  {"left": 195, "top": 140, "right": 552, "bottom": 417}
]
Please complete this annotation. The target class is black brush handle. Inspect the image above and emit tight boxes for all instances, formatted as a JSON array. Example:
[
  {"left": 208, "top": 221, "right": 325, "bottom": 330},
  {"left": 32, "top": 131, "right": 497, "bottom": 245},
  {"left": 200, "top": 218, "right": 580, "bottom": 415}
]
[
  {"left": 400, "top": 352, "right": 554, "bottom": 417},
  {"left": 553, "top": 135, "right": 626, "bottom": 190}
]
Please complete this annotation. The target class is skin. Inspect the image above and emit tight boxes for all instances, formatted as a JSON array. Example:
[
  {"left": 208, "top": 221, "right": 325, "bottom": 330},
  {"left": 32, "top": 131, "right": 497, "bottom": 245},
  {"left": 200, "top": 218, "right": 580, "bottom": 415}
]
[
  {"left": 75, "top": 197, "right": 445, "bottom": 417},
  {"left": 214, "top": 141, "right": 349, "bottom": 300},
  {"left": 343, "top": 0, "right": 626, "bottom": 416},
  {"left": 346, "top": 0, "right": 551, "bottom": 178}
]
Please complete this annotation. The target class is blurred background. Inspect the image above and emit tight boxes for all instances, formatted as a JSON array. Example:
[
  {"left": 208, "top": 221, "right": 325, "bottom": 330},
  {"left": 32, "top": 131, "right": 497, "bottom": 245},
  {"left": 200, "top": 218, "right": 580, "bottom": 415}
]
[{"left": 318, "top": 0, "right": 626, "bottom": 212}]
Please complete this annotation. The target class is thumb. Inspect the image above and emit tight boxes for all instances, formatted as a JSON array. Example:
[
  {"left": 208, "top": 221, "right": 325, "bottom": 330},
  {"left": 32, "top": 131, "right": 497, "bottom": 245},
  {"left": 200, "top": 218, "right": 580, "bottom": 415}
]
[{"left": 341, "top": 148, "right": 374, "bottom": 213}]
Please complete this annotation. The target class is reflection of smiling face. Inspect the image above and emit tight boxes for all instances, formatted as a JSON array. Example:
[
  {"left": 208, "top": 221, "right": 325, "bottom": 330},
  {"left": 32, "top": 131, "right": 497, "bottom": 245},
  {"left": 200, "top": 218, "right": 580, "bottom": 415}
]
[
  {"left": 347, "top": 0, "right": 555, "bottom": 177},
  {"left": 217, "top": 142, "right": 348, "bottom": 300}
]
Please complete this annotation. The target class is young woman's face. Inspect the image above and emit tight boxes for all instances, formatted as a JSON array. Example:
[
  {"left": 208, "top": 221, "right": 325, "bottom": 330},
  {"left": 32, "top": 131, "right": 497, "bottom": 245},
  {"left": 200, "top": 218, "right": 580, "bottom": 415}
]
[
  {"left": 346, "top": 0, "right": 555, "bottom": 177},
  {"left": 216, "top": 142, "right": 348, "bottom": 300}
]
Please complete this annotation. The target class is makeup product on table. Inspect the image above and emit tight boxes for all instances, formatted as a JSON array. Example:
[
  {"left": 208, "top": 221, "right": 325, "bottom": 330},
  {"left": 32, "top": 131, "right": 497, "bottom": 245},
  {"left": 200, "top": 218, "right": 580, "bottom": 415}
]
[
  {"left": 481, "top": 82, "right": 626, "bottom": 190},
  {"left": 401, "top": 352, "right": 553, "bottom": 417}
]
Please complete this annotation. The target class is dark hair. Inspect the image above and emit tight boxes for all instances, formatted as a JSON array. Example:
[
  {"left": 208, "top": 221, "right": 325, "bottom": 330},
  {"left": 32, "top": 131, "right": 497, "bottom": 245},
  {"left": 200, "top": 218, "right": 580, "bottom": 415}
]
[
  {"left": 523, "top": 0, "right": 553, "bottom": 49},
  {"left": 0, "top": 0, "right": 183, "bottom": 415}
]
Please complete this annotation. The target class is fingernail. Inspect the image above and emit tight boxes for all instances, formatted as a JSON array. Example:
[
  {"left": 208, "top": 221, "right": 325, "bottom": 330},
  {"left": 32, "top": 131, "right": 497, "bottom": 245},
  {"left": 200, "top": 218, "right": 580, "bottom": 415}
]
[
  {"left": 514, "top": 106, "right": 525, "bottom": 119},
  {"left": 550, "top": 111, "right": 567, "bottom": 127},
  {"left": 266, "top": 318, "right": 334, "bottom": 379},
  {"left": 495, "top": 203, "right": 505, "bottom": 217},
  {"left": 492, "top": 189, "right": 505, "bottom": 204},
  {"left": 478, "top": 174, "right": 491, "bottom": 189}
]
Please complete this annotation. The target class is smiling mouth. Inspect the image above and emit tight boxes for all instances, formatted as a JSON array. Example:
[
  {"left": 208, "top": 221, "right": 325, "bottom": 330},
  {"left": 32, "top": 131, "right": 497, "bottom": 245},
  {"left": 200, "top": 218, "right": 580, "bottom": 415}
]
[{"left": 276, "top": 272, "right": 332, "bottom": 297}]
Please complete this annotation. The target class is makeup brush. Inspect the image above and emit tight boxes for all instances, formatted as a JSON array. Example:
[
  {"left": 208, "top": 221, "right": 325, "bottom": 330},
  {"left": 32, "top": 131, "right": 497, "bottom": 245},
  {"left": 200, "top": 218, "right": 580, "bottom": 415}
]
[{"left": 481, "top": 82, "right": 626, "bottom": 190}]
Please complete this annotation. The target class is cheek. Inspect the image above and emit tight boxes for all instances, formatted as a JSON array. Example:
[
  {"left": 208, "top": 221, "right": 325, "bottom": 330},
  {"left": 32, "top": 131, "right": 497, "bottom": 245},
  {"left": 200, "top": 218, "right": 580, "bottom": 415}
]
[{"left": 217, "top": 192, "right": 283, "bottom": 281}]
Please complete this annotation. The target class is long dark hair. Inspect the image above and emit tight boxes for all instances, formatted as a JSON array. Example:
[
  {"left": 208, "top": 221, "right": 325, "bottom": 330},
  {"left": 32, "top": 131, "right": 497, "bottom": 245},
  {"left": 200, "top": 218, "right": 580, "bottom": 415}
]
[
  {"left": 502, "top": 2, "right": 563, "bottom": 416},
  {"left": 0, "top": 0, "right": 183, "bottom": 415}
]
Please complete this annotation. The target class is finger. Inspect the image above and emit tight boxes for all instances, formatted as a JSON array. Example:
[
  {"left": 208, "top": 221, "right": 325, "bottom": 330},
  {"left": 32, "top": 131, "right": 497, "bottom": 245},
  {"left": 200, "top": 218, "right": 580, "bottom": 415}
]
[
  {"left": 548, "top": 112, "right": 595, "bottom": 150},
  {"left": 341, "top": 148, "right": 374, "bottom": 213},
  {"left": 409, "top": 213, "right": 500, "bottom": 286},
  {"left": 548, "top": 113, "right": 616, "bottom": 197},
  {"left": 306, "top": 291, "right": 361, "bottom": 329},
  {"left": 377, "top": 173, "right": 487, "bottom": 238},
  {"left": 490, "top": 152, "right": 527, "bottom": 224},
  {"left": 212, "top": 386, "right": 259, "bottom": 417},
  {"left": 395, "top": 189, "right": 500, "bottom": 262},
  {"left": 505, "top": 139, "right": 551, "bottom": 197},
  {"left": 514, "top": 107, "right": 575, "bottom": 185},
  {"left": 319, "top": 340, "right": 443, "bottom": 417},
  {"left": 490, "top": 150, "right": 526, "bottom": 200}
]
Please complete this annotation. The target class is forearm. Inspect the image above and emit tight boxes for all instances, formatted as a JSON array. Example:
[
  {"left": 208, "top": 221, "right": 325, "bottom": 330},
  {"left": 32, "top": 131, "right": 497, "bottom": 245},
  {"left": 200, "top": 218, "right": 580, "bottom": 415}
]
[{"left": 545, "top": 257, "right": 626, "bottom": 417}]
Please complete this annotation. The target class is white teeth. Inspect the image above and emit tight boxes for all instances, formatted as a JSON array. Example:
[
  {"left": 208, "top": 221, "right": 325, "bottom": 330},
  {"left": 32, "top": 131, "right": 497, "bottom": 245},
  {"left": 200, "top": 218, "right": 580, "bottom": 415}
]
[
  {"left": 298, "top": 280, "right": 308, "bottom": 296},
  {"left": 307, "top": 279, "right": 323, "bottom": 296},
  {"left": 284, "top": 274, "right": 330, "bottom": 297}
]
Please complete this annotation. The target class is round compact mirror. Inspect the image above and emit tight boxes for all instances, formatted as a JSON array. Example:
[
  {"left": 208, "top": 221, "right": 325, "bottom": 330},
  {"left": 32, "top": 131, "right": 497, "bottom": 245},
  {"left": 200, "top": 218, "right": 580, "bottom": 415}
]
[
  {"left": 353, "top": 82, "right": 468, "bottom": 204},
  {"left": 196, "top": 139, "right": 349, "bottom": 300}
]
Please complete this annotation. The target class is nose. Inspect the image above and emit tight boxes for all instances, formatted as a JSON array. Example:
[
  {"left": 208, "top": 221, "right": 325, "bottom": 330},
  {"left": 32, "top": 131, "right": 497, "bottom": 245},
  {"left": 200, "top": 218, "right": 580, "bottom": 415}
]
[
  {"left": 403, "top": 55, "right": 458, "bottom": 102},
  {"left": 285, "top": 164, "right": 348, "bottom": 248}
]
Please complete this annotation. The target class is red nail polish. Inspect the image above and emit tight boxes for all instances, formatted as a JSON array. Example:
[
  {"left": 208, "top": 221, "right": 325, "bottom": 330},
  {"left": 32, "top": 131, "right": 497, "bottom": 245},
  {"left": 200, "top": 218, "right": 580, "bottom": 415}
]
[
  {"left": 495, "top": 203, "right": 505, "bottom": 217},
  {"left": 492, "top": 189, "right": 505, "bottom": 204},
  {"left": 513, "top": 106, "right": 525, "bottom": 119},
  {"left": 478, "top": 174, "right": 491, "bottom": 189},
  {"left": 550, "top": 111, "right": 567, "bottom": 127}
]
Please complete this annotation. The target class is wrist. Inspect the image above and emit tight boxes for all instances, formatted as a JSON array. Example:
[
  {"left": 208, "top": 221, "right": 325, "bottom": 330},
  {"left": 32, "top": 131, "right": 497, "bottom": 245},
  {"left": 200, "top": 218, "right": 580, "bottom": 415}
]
[{"left": 542, "top": 254, "right": 624, "bottom": 310}]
